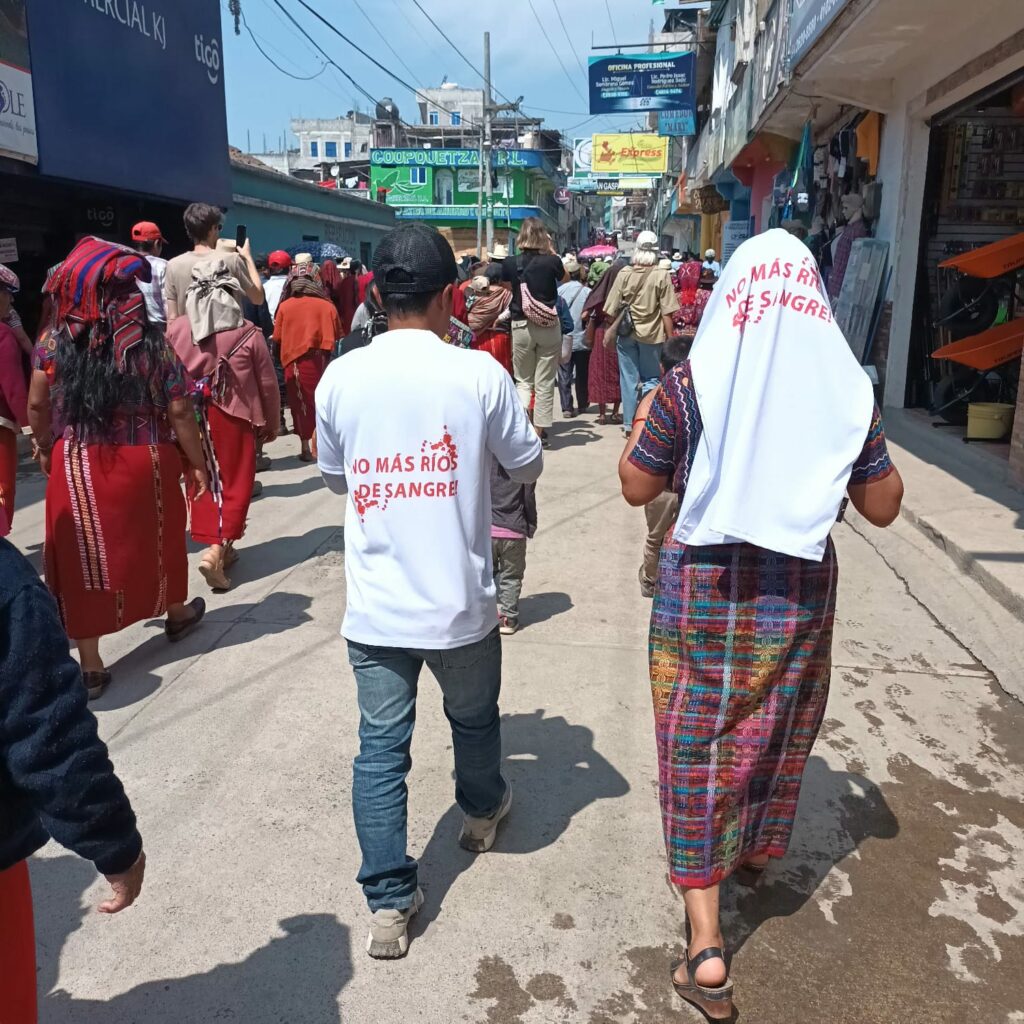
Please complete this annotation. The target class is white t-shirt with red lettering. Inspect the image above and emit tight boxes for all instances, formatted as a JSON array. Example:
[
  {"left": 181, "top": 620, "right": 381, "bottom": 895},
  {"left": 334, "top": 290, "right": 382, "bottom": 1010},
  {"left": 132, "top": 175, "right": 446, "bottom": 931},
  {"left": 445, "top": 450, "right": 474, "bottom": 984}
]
[{"left": 315, "top": 328, "right": 541, "bottom": 649}]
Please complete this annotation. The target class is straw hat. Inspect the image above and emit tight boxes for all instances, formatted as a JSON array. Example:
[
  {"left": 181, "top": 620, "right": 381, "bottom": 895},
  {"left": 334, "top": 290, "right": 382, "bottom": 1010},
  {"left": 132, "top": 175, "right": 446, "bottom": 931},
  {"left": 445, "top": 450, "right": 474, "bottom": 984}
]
[
  {"left": 295, "top": 252, "right": 314, "bottom": 266},
  {"left": 488, "top": 243, "right": 509, "bottom": 261}
]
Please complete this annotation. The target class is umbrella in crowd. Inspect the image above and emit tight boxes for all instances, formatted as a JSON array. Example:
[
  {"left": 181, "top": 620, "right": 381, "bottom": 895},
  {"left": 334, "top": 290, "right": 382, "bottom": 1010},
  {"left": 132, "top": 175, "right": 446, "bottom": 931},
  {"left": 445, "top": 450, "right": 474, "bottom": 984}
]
[
  {"left": 579, "top": 244, "right": 618, "bottom": 259},
  {"left": 285, "top": 242, "right": 349, "bottom": 263}
]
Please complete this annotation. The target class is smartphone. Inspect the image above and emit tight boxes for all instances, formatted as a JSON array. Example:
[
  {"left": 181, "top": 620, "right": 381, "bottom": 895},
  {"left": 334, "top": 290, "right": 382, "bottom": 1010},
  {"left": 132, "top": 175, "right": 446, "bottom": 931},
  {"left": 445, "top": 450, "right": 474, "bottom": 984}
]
[{"left": 235, "top": 224, "right": 247, "bottom": 248}]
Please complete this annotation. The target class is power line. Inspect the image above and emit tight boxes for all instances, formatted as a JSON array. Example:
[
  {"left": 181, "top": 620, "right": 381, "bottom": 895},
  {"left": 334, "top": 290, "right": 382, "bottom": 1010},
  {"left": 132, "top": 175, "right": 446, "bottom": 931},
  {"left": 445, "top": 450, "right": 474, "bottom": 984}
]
[
  {"left": 551, "top": 0, "right": 588, "bottom": 79},
  {"left": 604, "top": 0, "right": 619, "bottom": 47},
  {"left": 350, "top": 0, "right": 423, "bottom": 87},
  {"left": 240, "top": 7, "right": 328, "bottom": 81},
  {"left": 527, "top": 0, "right": 587, "bottom": 104},
  {"left": 283, "top": 0, "right": 485, "bottom": 130}
]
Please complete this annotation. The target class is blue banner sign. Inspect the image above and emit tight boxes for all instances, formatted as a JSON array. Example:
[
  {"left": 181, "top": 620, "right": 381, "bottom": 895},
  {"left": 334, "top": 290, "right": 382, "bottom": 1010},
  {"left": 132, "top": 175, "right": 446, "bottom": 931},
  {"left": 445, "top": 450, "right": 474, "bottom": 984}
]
[
  {"left": 789, "top": 0, "right": 853, "bottom": 67},
  {"left": 371, "top": 148, "right": 541, "bottom": 169},
  {"left": 25, "top": 0, "right": 230, "bottom": 206},
  {"left": 588, "top": 51, "right": 695, "bottom": 114},
  {"left": 658, "top": 109, "right": 696, "bottom": 137}
]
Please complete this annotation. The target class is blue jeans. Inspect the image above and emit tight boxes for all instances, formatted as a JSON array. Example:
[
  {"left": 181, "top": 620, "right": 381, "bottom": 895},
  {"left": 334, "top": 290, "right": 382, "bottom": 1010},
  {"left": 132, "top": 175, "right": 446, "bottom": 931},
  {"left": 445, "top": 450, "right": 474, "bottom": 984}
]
[
  {"left": 347, "top": 628, "right": 504, "bottom": 911},
  {"left": 617, "top": 336, "right": 664, "bottom": 427}
]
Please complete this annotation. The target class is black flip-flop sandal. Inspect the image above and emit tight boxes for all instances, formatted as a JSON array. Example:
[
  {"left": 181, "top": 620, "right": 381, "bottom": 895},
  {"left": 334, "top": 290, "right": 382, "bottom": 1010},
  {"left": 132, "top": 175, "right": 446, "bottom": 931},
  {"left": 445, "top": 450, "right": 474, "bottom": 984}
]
[
  {"left": 670, "top": 948, "right": 734, "bottom": 1022},
  {"left": 165, "top": 597, "right": 207, "bottom": 643},
  {"left": 83, "top": 670, "right": 111, "bottom": 701}
]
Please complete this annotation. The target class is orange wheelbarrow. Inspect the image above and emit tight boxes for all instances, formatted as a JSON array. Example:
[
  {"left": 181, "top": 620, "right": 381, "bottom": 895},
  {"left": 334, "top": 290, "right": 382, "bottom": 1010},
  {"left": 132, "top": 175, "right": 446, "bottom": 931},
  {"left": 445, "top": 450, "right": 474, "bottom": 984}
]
[{"left": 930, "top": 320, "right": 1023, "bottom": 422}]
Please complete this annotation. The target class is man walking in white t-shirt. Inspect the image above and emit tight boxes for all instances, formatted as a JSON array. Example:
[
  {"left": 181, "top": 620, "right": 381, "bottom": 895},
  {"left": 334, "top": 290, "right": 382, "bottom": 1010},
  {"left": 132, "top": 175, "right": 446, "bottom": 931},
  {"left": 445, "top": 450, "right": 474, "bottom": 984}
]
[{"left": 315, "top": 225, "right": 543, "bottom": 960}]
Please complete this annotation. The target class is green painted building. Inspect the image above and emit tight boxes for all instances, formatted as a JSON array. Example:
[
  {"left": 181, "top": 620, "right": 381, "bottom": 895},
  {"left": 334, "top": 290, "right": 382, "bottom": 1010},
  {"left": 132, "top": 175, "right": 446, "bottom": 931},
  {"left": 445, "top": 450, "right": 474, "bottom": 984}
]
[{"left": 369, "top": 148, "right": 561, "bottom": 242}]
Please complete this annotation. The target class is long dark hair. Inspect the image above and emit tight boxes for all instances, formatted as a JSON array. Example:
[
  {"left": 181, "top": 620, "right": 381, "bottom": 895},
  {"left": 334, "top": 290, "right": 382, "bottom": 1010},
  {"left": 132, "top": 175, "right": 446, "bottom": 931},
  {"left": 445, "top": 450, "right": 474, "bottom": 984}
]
[{"left": 54, "top": 327, "right": 169, "bottom": 441}]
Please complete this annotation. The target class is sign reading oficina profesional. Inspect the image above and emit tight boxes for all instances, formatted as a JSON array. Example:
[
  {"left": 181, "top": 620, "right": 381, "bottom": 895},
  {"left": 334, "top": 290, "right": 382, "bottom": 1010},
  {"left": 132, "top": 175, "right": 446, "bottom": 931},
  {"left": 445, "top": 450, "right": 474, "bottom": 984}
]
[
  {"left": 590, "top": 135, "right": 668, "bottom": 175},
  {"left": 0, "top": 1, "right": 38, "bottom": 163},
  {"left": 588, "top": 51, "right": 695, "bottom": 115}
]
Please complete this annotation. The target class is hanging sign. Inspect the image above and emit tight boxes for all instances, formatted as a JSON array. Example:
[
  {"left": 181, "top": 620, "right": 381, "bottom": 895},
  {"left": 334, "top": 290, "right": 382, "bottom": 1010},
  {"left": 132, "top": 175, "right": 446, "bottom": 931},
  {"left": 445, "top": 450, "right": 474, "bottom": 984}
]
[
  {"left": 554, "top": 186, "right": 571, "bottom": 206},
  {"left": 572, "top": 136, "right": 593, "bottom": 178},
  {"left": 588, "top": 51, "right": 695, "bottom": 114},
  {"left": 658, "top": 109, "right": 696, "bottom": 137},
  {"left": 0, "top": 0, "right": 37, "bottom": 163},
  {"left": 591, "top": 134, "right": 668, "bottom": 175}
]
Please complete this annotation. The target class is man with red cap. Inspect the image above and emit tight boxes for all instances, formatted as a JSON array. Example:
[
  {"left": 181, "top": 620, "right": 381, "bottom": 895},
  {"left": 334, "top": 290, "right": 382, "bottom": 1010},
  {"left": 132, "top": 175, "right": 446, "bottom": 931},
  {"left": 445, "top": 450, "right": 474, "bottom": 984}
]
[
  {"left": 264, "top": 250, "right": 292, "bottom": 320},
  {"left": 131, "top": 221, "right": 168, "bottom": 326}
]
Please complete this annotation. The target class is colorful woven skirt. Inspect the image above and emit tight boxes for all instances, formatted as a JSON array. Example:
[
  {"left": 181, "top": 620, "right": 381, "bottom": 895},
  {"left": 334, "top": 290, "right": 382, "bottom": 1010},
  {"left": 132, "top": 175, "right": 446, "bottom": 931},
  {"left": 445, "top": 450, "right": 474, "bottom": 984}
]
[
  {"left": 0, "top": 860, "right": 36, "bottom": 1024},
  {"left": 588, "top": 327, "right": 621, "bottom": 405},
  {"left": 44, "top": 439, "right": 188, "bottom": 639},
  {"left": 0, "top": 425, "right": 17, "bottom": 537},
  {"left": 284, "top": 349, "right": 330, "bottom": 441},
  {"left": 190, "top": 404, "right": 256, "bottom": 545},
  {"left": 473, "top": 328, "right": 513, "bottom": 376},
  {"left": 649, "top": 537, "right": 837, "bottom": 888}
]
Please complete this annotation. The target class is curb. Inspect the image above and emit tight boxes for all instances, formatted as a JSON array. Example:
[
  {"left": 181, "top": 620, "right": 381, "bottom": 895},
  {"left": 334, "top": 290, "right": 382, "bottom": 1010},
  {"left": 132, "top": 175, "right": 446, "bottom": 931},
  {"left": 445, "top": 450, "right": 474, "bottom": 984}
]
[{"left": 899, "top": 504, "right": 1024, "bottom": 625}]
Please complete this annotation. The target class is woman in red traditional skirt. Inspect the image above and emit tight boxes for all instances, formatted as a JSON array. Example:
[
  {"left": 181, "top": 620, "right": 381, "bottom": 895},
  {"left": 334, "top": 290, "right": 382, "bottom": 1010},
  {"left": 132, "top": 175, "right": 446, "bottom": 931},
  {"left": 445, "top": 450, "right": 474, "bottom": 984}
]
[
  {"left": 581, "top": 257, "right": 624, "bottom": 426},
  {"left": 273, "top": 259, "right": 342, "bottom": 462},
  {"left": 27, "top": 237, "right": 209, "bottom": 701},
  {"left": 467, "top": 266, "right": 513, "bottom": 373},
  {"left": 167, "top": 258, "right": 281, "bottom": 592},
  {"left": 0, "top": 321, "right": 28, "bottom": 537}
]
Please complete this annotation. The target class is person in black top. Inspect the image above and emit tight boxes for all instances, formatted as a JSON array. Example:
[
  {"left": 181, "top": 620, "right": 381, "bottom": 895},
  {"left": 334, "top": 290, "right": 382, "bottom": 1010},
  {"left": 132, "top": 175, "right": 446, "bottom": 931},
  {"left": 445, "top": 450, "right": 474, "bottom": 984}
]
[
  {"left": 502, "top": 218, "right": 567, "bottom": 447},
  {"left": 0, "top": 539, "right": 145, "bottom": 1018}
]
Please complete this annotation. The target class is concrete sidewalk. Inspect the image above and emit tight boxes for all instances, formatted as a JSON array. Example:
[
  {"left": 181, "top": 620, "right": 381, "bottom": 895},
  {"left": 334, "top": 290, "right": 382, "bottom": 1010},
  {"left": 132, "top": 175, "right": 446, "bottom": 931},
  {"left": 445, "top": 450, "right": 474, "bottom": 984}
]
[
  {"left": 8, "top": 418, "right": 1024, "bottom": 1024},
  {"left": 883, "top": 409, "right": 1024, "bottom": 626}
]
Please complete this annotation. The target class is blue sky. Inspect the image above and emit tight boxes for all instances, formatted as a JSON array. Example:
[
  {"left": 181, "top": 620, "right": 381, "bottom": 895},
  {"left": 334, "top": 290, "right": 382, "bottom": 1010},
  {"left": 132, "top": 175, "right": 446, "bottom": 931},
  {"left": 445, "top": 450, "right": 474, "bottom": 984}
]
[{"left": 218, "top": 0, "right": 672, "bottom": 152}]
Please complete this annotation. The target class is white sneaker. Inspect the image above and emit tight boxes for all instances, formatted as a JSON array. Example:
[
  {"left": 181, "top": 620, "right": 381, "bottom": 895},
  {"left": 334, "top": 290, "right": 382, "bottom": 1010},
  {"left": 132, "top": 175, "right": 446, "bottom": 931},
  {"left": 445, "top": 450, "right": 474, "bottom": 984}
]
[
  {"left": 459, "top": 778, "right": 513, "bottom": 853},
  {"left": 366, "top": 887, "right": 424, "bottom": 959}
]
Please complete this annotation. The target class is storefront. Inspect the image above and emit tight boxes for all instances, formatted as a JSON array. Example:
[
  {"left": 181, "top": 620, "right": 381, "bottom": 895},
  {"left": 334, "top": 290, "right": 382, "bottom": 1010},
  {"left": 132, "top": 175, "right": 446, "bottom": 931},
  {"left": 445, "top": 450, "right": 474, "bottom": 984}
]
[
  {"left": 904, "top": 73, "right": 1024, "bottom": 447},
  {"left": 0, "top": 0, "right": 230, "bottom": 335}
]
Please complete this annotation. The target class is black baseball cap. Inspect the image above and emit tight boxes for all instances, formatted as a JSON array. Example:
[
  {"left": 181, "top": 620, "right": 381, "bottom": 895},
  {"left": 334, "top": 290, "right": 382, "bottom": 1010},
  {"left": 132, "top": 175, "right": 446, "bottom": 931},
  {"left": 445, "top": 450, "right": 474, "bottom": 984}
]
[{"left": 371, "top": 224, "right": 458, "bottom": 296}]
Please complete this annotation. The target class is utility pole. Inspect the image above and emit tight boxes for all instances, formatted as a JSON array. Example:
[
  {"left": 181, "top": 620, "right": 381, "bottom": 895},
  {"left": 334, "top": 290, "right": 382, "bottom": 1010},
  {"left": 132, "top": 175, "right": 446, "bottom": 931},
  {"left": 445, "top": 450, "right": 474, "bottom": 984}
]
[
  {"left": 476, "top": 72, "right": 485, "bottom": 258},
  {"left": 483, "top": 31, "right": 494, "bottom": 254}
]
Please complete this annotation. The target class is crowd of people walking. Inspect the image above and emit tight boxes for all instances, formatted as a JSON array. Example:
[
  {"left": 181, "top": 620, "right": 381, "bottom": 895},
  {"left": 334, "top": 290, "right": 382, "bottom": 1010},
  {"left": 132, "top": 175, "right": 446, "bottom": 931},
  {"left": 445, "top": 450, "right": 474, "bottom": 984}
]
[{"left": 0, "top": 208, "right": 904, "bottom": 1022}]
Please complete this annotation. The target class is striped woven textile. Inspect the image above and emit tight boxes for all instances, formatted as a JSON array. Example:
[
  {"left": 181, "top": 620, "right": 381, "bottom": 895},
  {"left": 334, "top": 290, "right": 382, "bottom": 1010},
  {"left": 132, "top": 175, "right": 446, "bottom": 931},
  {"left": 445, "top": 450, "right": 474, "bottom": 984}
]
[{"left": 630, "top": 361, "right": 893, "bottom": 887}]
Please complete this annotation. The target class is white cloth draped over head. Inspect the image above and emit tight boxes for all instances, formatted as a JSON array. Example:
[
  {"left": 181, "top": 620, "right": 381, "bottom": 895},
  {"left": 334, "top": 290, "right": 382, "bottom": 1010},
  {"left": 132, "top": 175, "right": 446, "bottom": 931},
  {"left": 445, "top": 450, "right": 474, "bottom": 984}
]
[
  {"left": 184, "top": 257, "right": 244, "bottom": 342},
  {"left": 674, "top": 228, "right": 875, "bottom": 562}
]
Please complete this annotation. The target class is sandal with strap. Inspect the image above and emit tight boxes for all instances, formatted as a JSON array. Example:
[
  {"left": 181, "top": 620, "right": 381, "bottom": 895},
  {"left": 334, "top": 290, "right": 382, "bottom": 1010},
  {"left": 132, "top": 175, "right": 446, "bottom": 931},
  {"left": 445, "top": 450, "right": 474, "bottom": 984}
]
[{"left": 670, "top": 948, "right": 734, "bottom": 1022}]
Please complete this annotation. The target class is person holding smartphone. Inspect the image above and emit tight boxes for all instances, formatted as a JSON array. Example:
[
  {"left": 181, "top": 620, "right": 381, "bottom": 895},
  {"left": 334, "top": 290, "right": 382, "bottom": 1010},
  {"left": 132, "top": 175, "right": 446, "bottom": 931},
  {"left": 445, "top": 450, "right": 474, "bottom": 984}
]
[{"left": 164, "top": 204, "right": 264, "bottom": 321}]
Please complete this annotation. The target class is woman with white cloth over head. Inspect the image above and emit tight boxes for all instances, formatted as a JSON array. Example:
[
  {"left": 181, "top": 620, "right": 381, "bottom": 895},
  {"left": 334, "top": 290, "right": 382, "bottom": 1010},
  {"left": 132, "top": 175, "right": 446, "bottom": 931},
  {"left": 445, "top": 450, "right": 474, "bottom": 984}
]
[{"left": 618, "top": 229, "right": 903, "bottom": 1020}]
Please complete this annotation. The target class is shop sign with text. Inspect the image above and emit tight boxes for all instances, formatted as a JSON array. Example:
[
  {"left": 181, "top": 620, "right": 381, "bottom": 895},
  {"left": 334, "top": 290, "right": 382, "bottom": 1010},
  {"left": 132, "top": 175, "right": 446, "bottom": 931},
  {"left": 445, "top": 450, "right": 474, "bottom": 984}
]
[
  {"left": 0, "top": 0, "right": 37, "bottom": 163},
  {"left": 588, "top": 52, "right": 695, "bottom": 114},
  {"left": 789, "top": 0, "right": 852, "bottom": 67},
  {"left": 25, "top": 0, "right": 229, "bottom": 204},
  {"left": 591, "top": 134, "right": 668, "bottom": 175},
  {"left": 370, "top": 148, "right": 540, "bottom": 169}
]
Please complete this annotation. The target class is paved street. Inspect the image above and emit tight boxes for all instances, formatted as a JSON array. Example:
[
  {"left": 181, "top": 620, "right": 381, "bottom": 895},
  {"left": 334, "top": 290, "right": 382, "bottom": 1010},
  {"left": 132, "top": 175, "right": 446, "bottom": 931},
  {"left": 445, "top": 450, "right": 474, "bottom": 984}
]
[{"left": 11, "top": 423, "right": 1023, "bottom": 1024}]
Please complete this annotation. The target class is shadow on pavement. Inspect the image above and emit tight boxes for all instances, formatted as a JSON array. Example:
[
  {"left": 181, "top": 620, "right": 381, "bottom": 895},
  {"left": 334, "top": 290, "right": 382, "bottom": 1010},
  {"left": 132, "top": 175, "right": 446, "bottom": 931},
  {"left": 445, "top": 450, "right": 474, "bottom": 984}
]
[
  {"left": 550, "top": 423, "right": 603, "bottom": 450},
  {"left": 722, "top": 756, "right": 899, "bottom": 957},
  {"left": 92, "top": 592, "right": 314, "bottom": 711},
  {"left": 31, "top": 857, "right": 352, "bottom": 1023},
  {"left": 518, "top": 591, "right": 573, "bottom": 626},
  {"left": 416, "top": 708, "right": 629, "bottom": 930},
  {"left": 257, "top": 475, "right": 327, "bottom": 500}
]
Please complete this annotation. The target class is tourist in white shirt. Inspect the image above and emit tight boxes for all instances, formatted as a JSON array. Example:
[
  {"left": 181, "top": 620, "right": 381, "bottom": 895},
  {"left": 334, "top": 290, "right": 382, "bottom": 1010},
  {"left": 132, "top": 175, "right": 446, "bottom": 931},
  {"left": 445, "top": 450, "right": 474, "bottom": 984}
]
[
  {"left": 315, "top": 224, "right": 542, "bottom": 960},
  {"left": 131, "top": 221, "right": 168, "bottom": 326}
]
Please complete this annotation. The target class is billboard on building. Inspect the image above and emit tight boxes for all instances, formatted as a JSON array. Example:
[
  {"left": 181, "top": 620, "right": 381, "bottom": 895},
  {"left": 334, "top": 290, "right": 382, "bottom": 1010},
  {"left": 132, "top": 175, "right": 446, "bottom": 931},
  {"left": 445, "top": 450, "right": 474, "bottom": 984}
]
[
  {"left": 0, "top": 0, "right": 37, "bottom": 163},
  {"left": 588, "top": 52, "right": 695, "bottom": 114},
  {"left": 24, "top": 0, "right": 230, "bottom": 206},
  {"left": 789, "top": 0, "right": 853, "bottom": 68},
  {"left": 658, "top": 110, "right": 696, "bottom": 137},
  {"left": 572, "top": 137, "right": 593, "bottom": 178},
  {"left": 591, "top": 134, "right": 668, "bottom": 175}
]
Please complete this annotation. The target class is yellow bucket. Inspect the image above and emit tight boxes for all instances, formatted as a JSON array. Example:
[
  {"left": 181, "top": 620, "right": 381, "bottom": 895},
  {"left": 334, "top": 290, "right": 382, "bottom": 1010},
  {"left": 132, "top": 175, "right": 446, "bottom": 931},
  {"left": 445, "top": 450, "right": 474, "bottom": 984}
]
[{"left": 966, "top": 402, "right": 1015, "bottom": 441}]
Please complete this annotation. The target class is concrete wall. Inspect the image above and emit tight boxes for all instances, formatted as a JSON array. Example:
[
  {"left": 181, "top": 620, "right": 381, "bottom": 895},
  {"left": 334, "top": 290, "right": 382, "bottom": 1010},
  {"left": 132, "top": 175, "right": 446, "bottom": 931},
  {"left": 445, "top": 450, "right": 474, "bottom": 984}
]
[{"left": 224, "top": 163, "right": 396, "bottom": 260}]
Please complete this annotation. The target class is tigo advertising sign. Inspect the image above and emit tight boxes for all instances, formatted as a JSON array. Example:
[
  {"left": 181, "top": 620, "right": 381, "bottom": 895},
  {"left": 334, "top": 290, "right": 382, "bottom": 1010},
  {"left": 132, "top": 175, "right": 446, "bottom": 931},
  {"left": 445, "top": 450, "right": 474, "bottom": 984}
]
[
  {"left": 588, "top": 52, "right": 695, "bottom": 114},
  {"left": 591, "top": 134, "right": 668, "bottom": 175}
]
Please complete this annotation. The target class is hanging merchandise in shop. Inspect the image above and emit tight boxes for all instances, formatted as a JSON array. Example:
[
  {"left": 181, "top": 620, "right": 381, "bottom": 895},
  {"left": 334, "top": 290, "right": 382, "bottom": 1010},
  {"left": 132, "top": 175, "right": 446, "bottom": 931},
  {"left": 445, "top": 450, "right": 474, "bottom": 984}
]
[
  {"left": 23, "top": 0, "right": 230, "bottom": 206},
  {"left": 0, "top": 0, "right": 36, "bottom": 163},
  {"left": 588, "top": 52, "right": 695, "bottom": 115}
]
